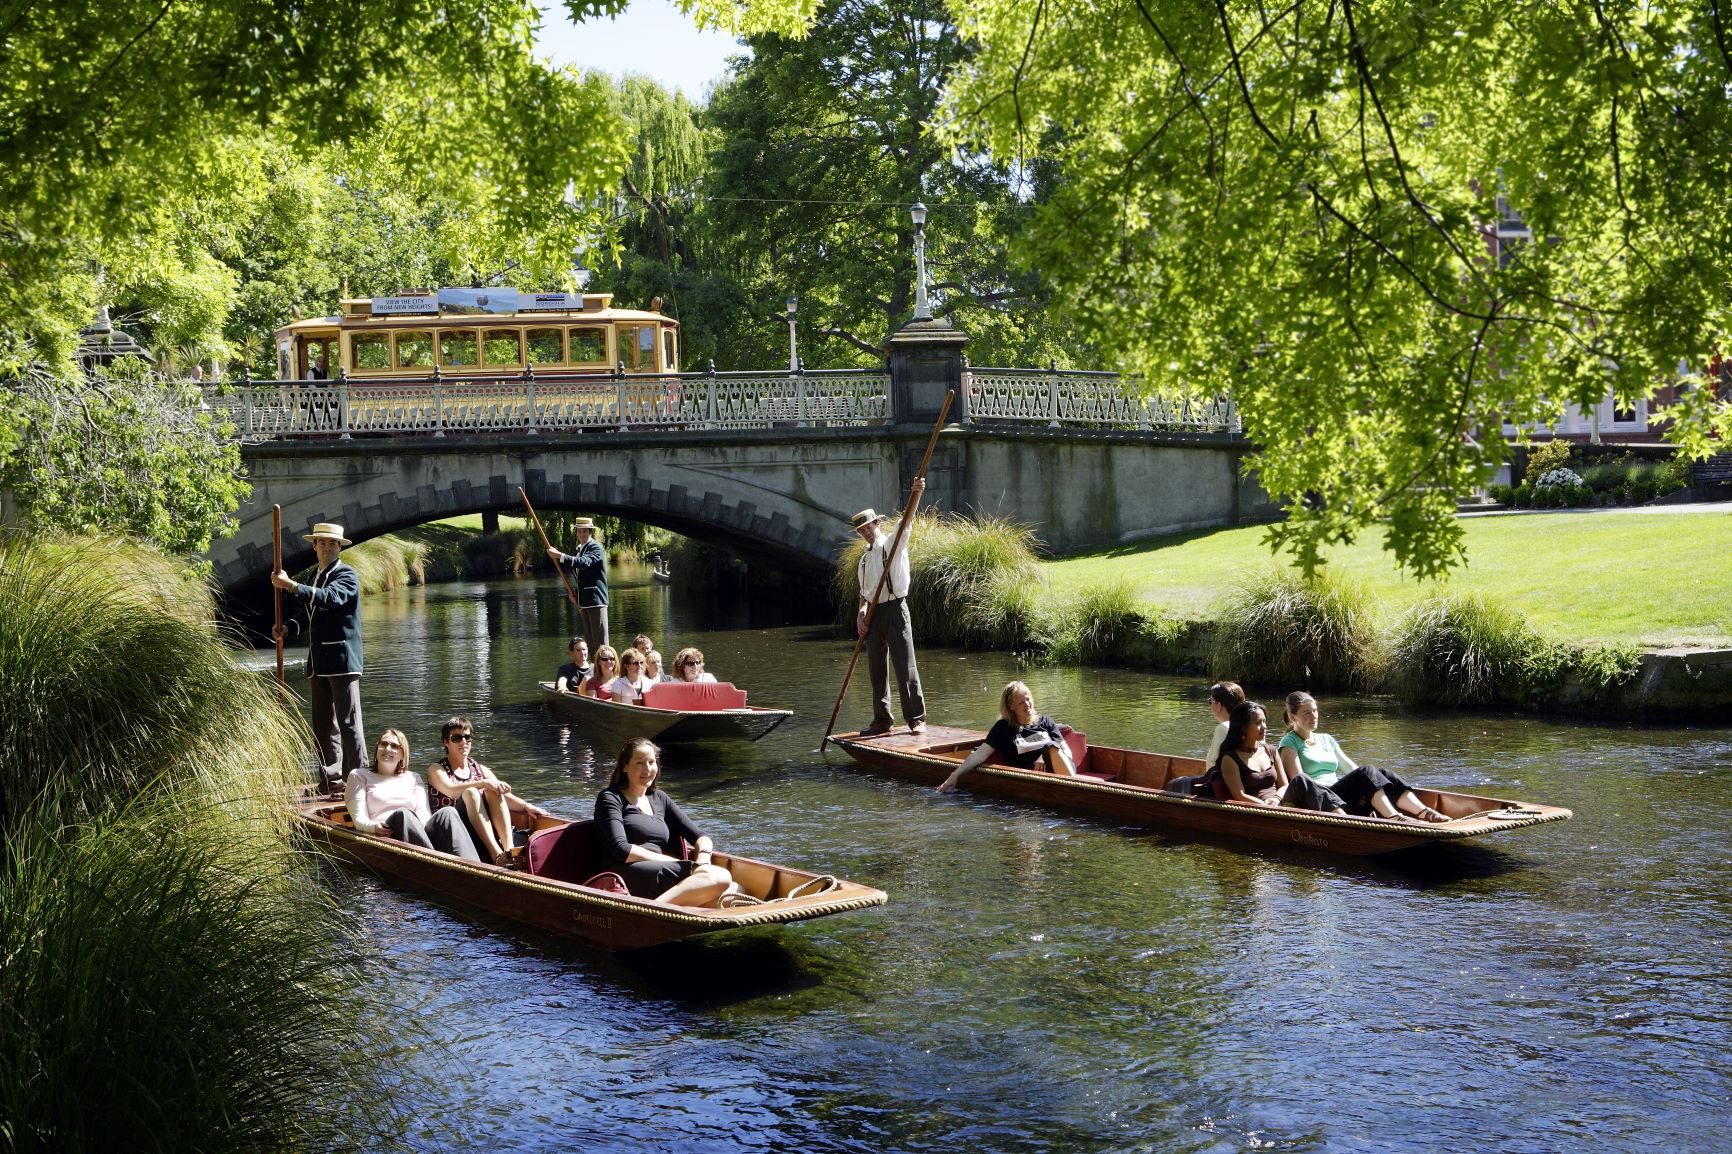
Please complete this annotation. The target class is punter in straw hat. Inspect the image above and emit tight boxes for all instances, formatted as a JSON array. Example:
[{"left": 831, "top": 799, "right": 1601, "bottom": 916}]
[
  {"left": 852, "top": 478, "right": 927, "bottom": 736},
  {"left": 272, "top": 522, "right": 367, "bottom": 793},
  {"left": 545, "top": 516, "right": 610, "bottom": 656}
]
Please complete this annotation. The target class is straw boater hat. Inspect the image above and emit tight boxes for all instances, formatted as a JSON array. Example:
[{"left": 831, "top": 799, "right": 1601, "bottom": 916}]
[
  {"left": 851, "top": 508, "right": 883, "bottom": 531},
  {"left": 571, "top": 517, "right": 597, "bottom": 532},
  {"left": 303, "top": 522, "right": 351, "bottom": 546}
]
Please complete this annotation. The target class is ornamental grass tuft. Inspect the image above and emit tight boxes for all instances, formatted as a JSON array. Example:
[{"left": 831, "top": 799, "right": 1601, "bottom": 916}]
[
  {"left": 1381, "top": 591, "right": 1539, "bottom": 705},
  {"left": 0, "top": 532, "right": 410, "bottom": 1151},
  {"left": 1210, "top": 568, "right": 1375, "bottom": 691},
  {"left": 1046, "top": 578, "right": 1159, "bottom": 665}
]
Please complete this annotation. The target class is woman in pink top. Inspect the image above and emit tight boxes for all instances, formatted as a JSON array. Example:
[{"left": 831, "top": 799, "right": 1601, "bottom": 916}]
[{"left": 583, "top": 646, "right": 620, "bottom": 700}]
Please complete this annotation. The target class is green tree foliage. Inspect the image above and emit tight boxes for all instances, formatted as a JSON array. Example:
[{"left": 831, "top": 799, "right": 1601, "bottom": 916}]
[
  {"left": 701, "top": 0, "right": 1087, "bottom": 367},
  {"left": 943, "top": 1, "right": 1732, "bottom": 577}
]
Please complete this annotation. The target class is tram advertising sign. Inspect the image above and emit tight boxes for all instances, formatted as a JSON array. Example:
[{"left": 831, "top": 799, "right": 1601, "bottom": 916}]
[
  {"left": 371, "top": 294, "right": 439, "bottom": 316},
  {"left": 521, "top": 292, "right": 579, "bottom": 311},
  {"left": 438, "top": 287, "right": 521, "bottom": 315}
]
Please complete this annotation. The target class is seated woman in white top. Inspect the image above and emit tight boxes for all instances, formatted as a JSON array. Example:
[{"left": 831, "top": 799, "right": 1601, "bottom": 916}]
[
  {"left": 1203, "top": 680, "right": 1246, "bottom": 767},
  {"left": 644, "top": 650, "right": 674, "bottom": 683},
  {"left": 607, "top": 649, "right": 656, "bottom": 704},
  {"left": 346, "top": 728, "right": 480, "bottom": 860},
  {"left": 672, "top": 646, "right": 717, "bottom": 684}
]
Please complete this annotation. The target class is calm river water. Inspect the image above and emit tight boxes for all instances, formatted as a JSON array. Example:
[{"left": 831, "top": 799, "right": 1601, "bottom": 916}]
[{"left": 302, "top": 571, "right": 1731, "bottom": 1153}]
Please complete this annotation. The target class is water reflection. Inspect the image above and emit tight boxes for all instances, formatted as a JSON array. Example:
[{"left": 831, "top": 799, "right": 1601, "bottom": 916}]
[{"left": 299, "top": 572, "right": 1732, "bottom": 1153}]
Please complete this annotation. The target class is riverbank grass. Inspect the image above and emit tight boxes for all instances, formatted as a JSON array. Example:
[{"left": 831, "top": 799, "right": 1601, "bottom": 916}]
[{"left": 1045, "top": 511, "right": 1732, "bottom": 648}]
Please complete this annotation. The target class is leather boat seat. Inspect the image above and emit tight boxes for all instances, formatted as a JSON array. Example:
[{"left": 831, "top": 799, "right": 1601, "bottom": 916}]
[
  {"left": 642, "top": 681, "right": 749, "bottom": 711},
  {"left": 526, "top": 821, "right": 609, "bottom": 885}
]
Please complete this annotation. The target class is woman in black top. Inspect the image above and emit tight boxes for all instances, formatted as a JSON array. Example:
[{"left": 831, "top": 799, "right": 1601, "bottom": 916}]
[
  {"left": 595, "top": 737, "right": 733, "bottom": 905},
  {"left": 938, "top": 681, "right": 1077, "bottom": 793}
]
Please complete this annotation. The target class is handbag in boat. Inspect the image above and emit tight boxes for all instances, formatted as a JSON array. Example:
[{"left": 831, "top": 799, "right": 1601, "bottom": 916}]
[{"left": 581, "top": 871, "right": 630, "bottom": 895}]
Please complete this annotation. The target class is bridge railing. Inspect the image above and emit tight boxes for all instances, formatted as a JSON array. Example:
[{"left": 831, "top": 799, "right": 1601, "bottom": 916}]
[
  {"left": 965, "top": 365, "right": 1240, "bottom": 433},
  {"left": 203, "top": 368, "right": 894, "bottom": 441}
]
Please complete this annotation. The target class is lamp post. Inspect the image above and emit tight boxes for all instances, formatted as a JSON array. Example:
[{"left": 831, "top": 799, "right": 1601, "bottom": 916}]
[
  {"left": 911, "top": 201, "right": 931, "bottom": 321},
  {"left": 786, "top": 295, "right": 799, "bottom": 371}
]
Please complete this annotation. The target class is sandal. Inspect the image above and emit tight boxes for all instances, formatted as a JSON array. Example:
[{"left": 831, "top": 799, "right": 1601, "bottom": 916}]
[{"left": 1414, "top": 805, "right": 1450, "bottom": 823}]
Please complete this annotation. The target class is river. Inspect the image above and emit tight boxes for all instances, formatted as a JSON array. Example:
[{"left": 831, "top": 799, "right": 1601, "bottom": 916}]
[{"left": 303, "top": 570, "right": 1731, "bottom": 1152}]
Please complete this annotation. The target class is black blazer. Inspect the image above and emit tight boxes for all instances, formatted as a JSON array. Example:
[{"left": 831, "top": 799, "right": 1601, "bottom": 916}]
[{"left": 283, "top": 560, "right": 363, "bottom": 676}]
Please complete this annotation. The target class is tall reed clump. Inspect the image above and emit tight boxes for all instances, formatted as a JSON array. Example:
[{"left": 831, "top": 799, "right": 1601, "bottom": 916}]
[
  {"left": 344, "top": 533, "right": 429, "bottom": 592},
  {"left": 834, "top": 512, "right": 1045, "bottom": 649},
  {"left": 1381, "top": 592, "right": 1540, "bottom": 705},
  {"left": 0, "top": 534, "right": 408, "bottom": 1151},
  {"left": 1210, "top": 568, "right": 1375, "bottom": 690},
  {"left": 1046, "top": 578, "right": 1166, "bottom": 665}
]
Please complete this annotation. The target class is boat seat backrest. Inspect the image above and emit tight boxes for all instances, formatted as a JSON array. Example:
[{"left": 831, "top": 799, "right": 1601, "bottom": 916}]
[
  {"left": 643, "top": 681, "right": 748, "bottom": 712},
  {"left": 526, "top": 821, "right": 608, "bottom": 884}
]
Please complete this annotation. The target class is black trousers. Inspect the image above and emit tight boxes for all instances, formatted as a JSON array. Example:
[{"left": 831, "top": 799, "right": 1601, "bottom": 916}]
[
  {"left": 866, "top": 597, "right": 925, "bottom": 727},
  {"left": 310, "top": 673, "right": 366, "bottom": 787},
  {"left": 1283, "top": 764, "right": 1415, "bottom": 815},
  {"left": 386, "top": 808, "right": 480, "bottom": 861}
]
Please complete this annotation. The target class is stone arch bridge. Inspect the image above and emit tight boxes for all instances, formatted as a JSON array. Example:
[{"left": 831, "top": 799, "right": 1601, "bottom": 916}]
[{"left": 204, "top": 336, "right": 1273, "bottom": 595}]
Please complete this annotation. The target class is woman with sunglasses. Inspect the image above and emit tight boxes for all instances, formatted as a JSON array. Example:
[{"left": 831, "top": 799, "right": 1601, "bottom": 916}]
[
  {"left": 671, "top": 647, "right": 717, "bottom": 684},
  {"left": 346, "top": 728, "right": 481, "bottom": 860},
  {"left": 581, "top": 646, "right": 621, "bottom": 699},
  {"left": 428, "top": 716, "right": 525, "bottom": 866},
  {"left": 607, "top": 648, "right": 655, "bottom": 705}
]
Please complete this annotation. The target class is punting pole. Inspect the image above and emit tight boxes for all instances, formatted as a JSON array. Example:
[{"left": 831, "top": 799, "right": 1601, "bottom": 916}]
[
  {"left": 520, "top": 487, "right": 584, "bottom": 616},
  {"left": 271, "top": 503, "right": 285, "bottom": 701},
  {"left": 819, "top": 389, "right": 954, "bottom": 751}
]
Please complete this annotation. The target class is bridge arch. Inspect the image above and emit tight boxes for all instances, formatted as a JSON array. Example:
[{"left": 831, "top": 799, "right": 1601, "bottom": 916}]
[{"left": 208, "top": 429, "right": 905, "bottom": 594}]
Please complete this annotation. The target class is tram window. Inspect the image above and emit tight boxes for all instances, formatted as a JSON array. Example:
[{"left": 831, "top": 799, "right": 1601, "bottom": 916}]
[
  {"left": 351, "top": 333, "right": 390, "bottom": 371},
  {"left": 570, "top": 326, "right": 607, "bottom": 364},
  {"left": 396, "top": 331, "right": 434, "bottom": 369},
  {"left": 483, "top": 331, "right": 522, "bottom": 367},
  {"left": 663, "top": 329, "right": 677, "bottom": 371},
  {"left": 620, "top": 325, "right": 656, "bottom": 370},
  {"left": 526, "top": 328, "right": 564, "bottom": 365},
  {"left": 278, "top": 346, "right": 291, "bottom": 379},
  {"left": 440, "top": 329, "right": 479, "bottom": 368}
]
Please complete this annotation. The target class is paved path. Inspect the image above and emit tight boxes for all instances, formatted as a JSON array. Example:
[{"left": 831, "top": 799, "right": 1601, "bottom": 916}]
[{"left": 1461, "top": 500, "right": 1732, "bottom": 519}]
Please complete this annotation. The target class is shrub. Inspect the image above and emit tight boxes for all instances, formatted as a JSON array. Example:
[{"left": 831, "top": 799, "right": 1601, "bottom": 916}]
[
  {"left": 1382, "top": 592, "right": 1541, "bottom": 705},
  {"left": 1534, "top": 466, "right": 1584, "bottom": 490},
  {"left": 1487, "top": 483, "right": 1515, "bottom": 505},
  {"left": 1210, "top": 568, "right": 1375, "bottom": 691},
  {"left": 0, "top": 533, "right": 408, "bottom": 1150},
  {"left": 1524, "top": 438, "right": 1573, "bottom": 481}
]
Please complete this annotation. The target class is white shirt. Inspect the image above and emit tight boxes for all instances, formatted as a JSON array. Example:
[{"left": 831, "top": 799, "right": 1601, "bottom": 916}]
[
  {"left": 607, "top": 673, "right": 653, "bottom": 703},
  {"left": 857, "top": 529, "right": 911, "bottom": 606},
  {"left": 345, "top": 767, "right": 431, "bottom": 835},
  {"left": 1205, "top": 721, "right": 1229, "bottom": 768}
]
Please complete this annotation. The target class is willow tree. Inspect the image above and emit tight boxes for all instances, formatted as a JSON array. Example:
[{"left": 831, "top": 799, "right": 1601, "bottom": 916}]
[{"left": 943, "top": 1, "right": 1732, "bottom": 577}]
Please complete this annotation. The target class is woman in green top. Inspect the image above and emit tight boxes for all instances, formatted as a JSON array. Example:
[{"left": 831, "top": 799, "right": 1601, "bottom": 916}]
[{"left": 1277, "top": 692, "right": 1448, "bottom": 822}]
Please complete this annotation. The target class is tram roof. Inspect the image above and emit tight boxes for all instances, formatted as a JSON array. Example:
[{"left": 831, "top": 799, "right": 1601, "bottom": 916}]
[{"left": 274, "top": 295, "right": 677, "bottom": 339}]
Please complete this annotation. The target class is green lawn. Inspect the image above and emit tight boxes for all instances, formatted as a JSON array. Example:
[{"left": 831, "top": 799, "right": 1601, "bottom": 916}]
[{"left": 1045, "top": 510, "right": 1732, "bottom": 648}]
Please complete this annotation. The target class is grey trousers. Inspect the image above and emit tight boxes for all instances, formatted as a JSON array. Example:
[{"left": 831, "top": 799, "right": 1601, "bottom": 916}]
[
  {"left": 866, "top": 597, "right": 925, "bottom": 727},
  {"left": 580, "top": 604, "right": 610, "bottom": 658},
  {"left": 310, "top": 673, "right": 366, "bottom": 787},
  {"left": 386, "top": 808, "right": 481, "bottom": 861}
]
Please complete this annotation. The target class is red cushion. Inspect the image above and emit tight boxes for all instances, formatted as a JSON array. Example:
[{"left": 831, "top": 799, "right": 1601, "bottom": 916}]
[
  {"left": 643, "top": 681, "right": 748, "bottom": 712},
  {"left": 526, "top": 822, "right": 606, "bottom": 883}
]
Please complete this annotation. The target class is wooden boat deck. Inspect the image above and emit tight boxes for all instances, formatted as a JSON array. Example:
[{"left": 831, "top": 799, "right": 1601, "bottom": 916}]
[{"left": 831, "top": 724, "right": 1571, "bottom": 857}]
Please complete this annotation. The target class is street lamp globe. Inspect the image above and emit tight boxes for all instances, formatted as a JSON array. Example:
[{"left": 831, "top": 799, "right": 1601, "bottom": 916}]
[{"left": 910, "top": 201, "right": 928, "bottom": 229}]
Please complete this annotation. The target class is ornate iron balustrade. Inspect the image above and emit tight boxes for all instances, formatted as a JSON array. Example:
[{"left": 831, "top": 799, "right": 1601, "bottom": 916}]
[
  {"left": 203, "top": 368, "right": 894, "bottom": 442},
  {"left": 202, "top": 364, "right": 1239, "bottom": 441},
  {"left": 964, "top": 365, "right": 1240, "bottom": 432}
]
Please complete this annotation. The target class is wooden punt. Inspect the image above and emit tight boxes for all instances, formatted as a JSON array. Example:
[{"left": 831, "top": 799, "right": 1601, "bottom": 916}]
[
  {"left": 292, "top": 794, "right": 886, "bottom": 950},
  {"left": 539, "top": 680, "right": 792, "bottom": 743},
  {"left": 830, "top": 724, "right": 1572, "bottom": 857}
]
